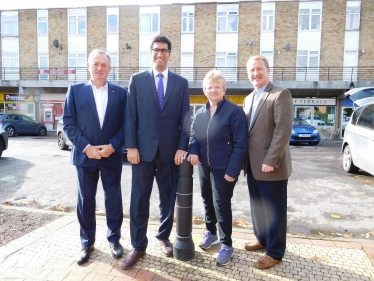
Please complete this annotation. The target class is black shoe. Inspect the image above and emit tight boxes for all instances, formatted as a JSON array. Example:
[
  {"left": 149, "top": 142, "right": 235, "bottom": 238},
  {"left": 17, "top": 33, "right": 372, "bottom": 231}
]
[
  {"left": 77, "top": 245, "right": 94, "bottom": 265},
  {"left": 109, "top": 242, "right": 123, "bottom": 259}
]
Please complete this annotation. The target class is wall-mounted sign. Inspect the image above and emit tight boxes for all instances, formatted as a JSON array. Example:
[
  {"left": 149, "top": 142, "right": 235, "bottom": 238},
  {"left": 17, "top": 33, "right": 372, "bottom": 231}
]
[
  {"left": 38, "top": 69, "right": 76, "bottom": 75},
  {"left": 5, "top": 94, "right": 33, "bottom": 101},
  {"left": 293, "top": 98, "right": 336, "bottom": 106}
]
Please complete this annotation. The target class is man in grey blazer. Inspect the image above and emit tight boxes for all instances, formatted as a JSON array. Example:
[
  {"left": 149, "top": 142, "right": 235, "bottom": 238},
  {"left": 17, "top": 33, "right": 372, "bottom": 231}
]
[
  {"left": 122, "top": 35, "right": 191, "bottom": 270},
  {"left": 243, "top": 55, "right": 293, "bottom": 269}
]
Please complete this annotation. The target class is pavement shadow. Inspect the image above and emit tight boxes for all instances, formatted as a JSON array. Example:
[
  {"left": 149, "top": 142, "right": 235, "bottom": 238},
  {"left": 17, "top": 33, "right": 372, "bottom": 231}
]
[{"left": 0, "top": 157, "right": 34, "bottom": 204}]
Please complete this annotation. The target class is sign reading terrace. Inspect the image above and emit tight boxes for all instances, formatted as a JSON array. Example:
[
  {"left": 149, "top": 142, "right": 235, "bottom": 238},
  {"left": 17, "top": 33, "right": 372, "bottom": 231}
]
[{"left": 38, "top": 69, "right": 76, "bottom": 75}]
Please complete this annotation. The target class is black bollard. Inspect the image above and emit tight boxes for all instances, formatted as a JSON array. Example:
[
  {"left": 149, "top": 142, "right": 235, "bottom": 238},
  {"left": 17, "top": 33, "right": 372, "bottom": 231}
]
[{"left": 173, "top": 158, "right": 195, "bottom": 261}]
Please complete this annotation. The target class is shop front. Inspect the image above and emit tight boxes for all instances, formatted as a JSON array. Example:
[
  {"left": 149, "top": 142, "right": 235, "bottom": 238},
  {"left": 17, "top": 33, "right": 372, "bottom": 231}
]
[
  {"left": 293, "top": 98, "right": 337, "bottom": 140},
  {"left": 0, "top": 92, "right": 36, "bottom": 119}
]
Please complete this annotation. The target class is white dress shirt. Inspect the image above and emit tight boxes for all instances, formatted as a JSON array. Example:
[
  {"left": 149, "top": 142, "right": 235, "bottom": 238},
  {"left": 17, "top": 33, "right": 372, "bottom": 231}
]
[{"left": 90, "top": 80, "right": 108, "bottom": 128}]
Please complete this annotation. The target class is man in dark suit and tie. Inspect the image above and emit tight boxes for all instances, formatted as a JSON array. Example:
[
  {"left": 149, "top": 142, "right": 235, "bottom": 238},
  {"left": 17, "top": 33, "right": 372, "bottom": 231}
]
[
  {"left": 63, "top": 49, "right": 127, "bottom": 265},
  {"left": 243, "top": 55, "right": 293, "bottom": 269},
  {"left": 122, "top": 35, "right": 190, "bottom": 270}
]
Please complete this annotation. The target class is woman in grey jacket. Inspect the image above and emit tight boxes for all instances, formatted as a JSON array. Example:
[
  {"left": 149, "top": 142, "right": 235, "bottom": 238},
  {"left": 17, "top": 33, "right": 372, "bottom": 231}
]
[{"left": 188, "top": 69, "right": 247, "bottom": 266}]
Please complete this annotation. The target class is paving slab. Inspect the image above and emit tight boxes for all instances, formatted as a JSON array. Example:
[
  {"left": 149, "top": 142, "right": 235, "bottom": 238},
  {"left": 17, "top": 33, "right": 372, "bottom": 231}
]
[{"left": 0, "top": 212, "right": 373, "bottom": 281}]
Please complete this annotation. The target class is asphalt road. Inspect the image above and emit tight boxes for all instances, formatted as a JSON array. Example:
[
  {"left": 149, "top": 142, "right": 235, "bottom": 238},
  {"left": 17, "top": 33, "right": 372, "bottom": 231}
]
[{"left": 0, "top": 135, "right": 373, "bottom": 239}]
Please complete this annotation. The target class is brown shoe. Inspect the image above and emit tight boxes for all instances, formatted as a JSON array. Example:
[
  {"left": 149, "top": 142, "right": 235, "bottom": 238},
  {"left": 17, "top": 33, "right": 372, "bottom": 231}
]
[
  {"left": 255, "top": 254, "right": 280, "bottom": 269},
  {"left": 244, "top": 241, "right": 265, "bottom": 251},
  {"left": 121, "top": 249, "right": 145, "bottom": 270},
  {"left": 159, "top": 239, "right": 173, "bottom": 257}
]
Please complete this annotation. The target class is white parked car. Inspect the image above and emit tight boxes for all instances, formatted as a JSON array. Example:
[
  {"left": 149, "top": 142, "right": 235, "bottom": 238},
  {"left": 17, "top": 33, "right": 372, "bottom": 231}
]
[
  {"left": 342, "top": 101, "right": 374, "bottom": 176},
  {"left": 306, "top": 116, "right": 326, "bottom": 126}
]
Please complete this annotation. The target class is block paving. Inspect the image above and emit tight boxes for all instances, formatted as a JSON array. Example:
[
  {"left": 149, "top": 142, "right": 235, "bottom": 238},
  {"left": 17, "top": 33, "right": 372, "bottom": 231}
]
[{"left": 0, "top": 212, "right": 373, "bottom": 281}]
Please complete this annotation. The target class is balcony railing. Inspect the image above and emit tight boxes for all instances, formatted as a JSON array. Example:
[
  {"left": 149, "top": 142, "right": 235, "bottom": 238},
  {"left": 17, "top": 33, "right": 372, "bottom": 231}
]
[{"left": 1, "top": 66, "right": 372, "bottom": 82}]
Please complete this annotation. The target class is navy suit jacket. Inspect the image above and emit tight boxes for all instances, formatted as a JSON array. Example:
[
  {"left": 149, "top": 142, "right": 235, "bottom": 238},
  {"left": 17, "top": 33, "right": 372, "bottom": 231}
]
[
  {"left": 63, "top": 82, "right": 127, "bottom": 167},
  {"left": 125, "top": 69, "right": 190, "bottom": 163}
]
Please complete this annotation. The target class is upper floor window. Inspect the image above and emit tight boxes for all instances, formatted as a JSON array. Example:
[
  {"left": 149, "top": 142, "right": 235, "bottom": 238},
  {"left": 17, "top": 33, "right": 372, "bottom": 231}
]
[
  {"left": 37, "top": 10, "right": 48, "bottom": 35},
  {"left": 1, "top": 11, "right": 18, "bottom": 36},
  {"left": 262, "top": 9, "right": 274, "bottom": 31},
  {"left": 69, "top": 53, "right": 86, "bottom": 67},
  {"left": 182, "top": 11, "right": 194, "bottom": 33},
  {"left": 108, "top": 14, "right": 118, "bottom": 33},
  {"left": 216, "top": 52, "right": 237, "bottom": 68},
  {"left": 299, "top": 8, "right": 321, "bottom": 31},
  {"left": 217, "top": 10, "right": 238, "bottom": 32},
  {"left": 297, "top": 50, "right": 319, "bottom": 71},
  {"left": 140, "top": 13, "right": 159, "bottom": 34},
  {"left": 69, "top": 9, "right": 86, "bottom": 35},
  {"left": 346, "top": 1, "right": 361, "bottom": 30}
]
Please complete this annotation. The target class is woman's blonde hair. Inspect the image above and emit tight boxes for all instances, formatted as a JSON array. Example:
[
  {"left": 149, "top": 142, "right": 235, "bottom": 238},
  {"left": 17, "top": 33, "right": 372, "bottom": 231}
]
[{"left": 202, "top": 69, "right": 226, "bottom": 93}]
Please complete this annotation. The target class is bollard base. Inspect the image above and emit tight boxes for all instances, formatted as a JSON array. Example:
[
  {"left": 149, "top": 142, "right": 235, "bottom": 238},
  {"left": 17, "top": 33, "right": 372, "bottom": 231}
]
[{"left": 173, "top": 236, "right": 195, "bottom": 261}]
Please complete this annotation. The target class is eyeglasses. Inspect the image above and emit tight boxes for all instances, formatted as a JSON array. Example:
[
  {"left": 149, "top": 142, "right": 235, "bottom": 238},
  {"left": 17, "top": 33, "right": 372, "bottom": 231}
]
[{"left": 151, "top": 48, "right": 170, "bottom": 55}]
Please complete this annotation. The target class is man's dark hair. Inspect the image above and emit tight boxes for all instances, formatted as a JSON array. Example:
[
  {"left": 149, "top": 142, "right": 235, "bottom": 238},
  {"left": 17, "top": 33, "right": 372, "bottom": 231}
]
[{"left": 150, "top": 35, "right": 172, "bottom": 51}]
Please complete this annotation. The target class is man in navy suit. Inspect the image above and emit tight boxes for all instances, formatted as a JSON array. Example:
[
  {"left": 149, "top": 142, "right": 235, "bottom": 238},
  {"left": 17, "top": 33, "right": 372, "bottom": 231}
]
[
  {"left": 122, "top": 35, "right": 191, "bottom": 270},
  {"left": 63, "top": 49, "right": 127, "bottom": 265}
]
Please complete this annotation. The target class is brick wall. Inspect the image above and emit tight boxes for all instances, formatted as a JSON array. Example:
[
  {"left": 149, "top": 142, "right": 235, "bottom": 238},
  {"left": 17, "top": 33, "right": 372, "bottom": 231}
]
[
  {"left": 19, "top": 10, "right": 38, "bottom": 71},
  {"left": 160, "top": 4, "right": 182, "bottom": 69},
  {"left": 194, "top": 3, "right": 216, "bottom": 68},
  {"left": 49, "top": 9, "right": 68, "bottom": 68},
  {"left": 359, "top": 0, "right": 374, "bottom": 67},
  {"left": 320, "top": 0, "right": 345, "bottom": 73},
  {"left": 274, "top": 1, "right": 299, "bottom": 80},
  {"left": 87, "top": 7, "right": 106, "bottom": 54},
  {"left": 238, "top": 1, "right": 261, "bottom": 68},
  {"left": 119, "top": 5, "right": 139, "bottom": 76}
]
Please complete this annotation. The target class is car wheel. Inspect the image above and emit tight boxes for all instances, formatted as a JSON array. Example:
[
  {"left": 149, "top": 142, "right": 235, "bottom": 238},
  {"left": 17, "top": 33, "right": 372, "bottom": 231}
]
[
  {"left": 343, "top": 145, "right": 359, "bottom": 173},
  {"left": 309, "top": 142, "right": 319, "bottom": 146},
  {"left": 58, "top": 132, "right": 69, "bottom": 150},
  {"left": 0, "top": 141, "right": 3, "bottom": 158},
  {"left": 5, "top": 126, "right": 15, "bottom": 137},
  {"left": 38, "top": 127, "right": 47, "bottom": 136}
]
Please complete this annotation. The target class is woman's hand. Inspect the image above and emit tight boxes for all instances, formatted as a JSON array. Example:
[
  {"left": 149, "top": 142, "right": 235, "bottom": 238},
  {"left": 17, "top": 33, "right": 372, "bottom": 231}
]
[{"left": 187, "top": 154, "right": 199, "bottom": 165}]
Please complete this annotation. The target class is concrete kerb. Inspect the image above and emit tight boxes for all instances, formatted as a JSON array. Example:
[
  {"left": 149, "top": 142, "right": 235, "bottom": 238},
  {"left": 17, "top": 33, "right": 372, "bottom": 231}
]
[{"left": 1, "top": 205, "right": 374, "bottom": 281}]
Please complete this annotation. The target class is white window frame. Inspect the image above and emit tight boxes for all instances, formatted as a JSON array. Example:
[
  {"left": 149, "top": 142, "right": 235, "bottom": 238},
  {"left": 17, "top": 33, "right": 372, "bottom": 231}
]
[
  {"left": 346, "top": 1, "right": 361, "bottom": 30},
  {"left": 139, "top": 51, "right": 151, "bottom": 68},
  {"left": 182, "top": 12, "right": 194, "bottom": 33},
  {"left": 297, "top": 50, "right": 319, "bottom": 72},
  {"left": 37, "top": 11, "right": 48, "bottom": 35},
  {"left": 140, "top": 13, "right": 159, "bottom": 34},
  {"left": 38, "top": 54, "right": 49, "bottom": 80},
  {"left": 299, "top": 8, "right": 321, "bottom": 31},
  {"left": 217, "top": 10, "right": 238, "bottom": 32},
  {"left": 1, "top": 11, "right": 18, "bottom": 36},
  {"left": 107, "top": 13, "right": 118, "bottom": 33},
  {"left": 108, "top": 52, "right": 118, "bottom": 81},
  {"left": 216, "top": 52, "right": 237, "bottom": 67},
  {"left": 262, "top": 9, "right": 274, "bottom": 31},
  {"left": 68, "top": 9, "right": 86, "bottom": 35}
]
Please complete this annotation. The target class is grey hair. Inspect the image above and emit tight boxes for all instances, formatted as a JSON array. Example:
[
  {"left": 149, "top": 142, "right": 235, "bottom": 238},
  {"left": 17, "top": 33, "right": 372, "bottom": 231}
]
[{"left": 87, "top": 49, "right": 111, "bottom": 65}]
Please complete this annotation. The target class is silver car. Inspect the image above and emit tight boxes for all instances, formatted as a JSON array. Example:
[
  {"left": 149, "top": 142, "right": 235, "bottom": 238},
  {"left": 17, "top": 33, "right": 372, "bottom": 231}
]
[
  {"left": 342, "top": 101, "right": 374, "bottom": 176},
  {"left": 57, "top": 120, "right": 127, "bottom": 159},
  {"left": 57, "top": 119, "right": 72, "bottom": 150}
]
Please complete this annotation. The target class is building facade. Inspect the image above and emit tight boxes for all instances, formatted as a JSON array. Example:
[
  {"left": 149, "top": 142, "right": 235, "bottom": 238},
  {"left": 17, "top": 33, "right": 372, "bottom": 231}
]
[{"left": 0, "top": 0, "right": 373, "bottom": 138}]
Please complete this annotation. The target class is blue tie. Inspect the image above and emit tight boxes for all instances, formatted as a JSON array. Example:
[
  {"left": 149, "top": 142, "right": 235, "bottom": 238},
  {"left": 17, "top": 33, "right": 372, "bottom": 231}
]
[{"left": 157, "top": 73, "right": 164, "bottom": 109}]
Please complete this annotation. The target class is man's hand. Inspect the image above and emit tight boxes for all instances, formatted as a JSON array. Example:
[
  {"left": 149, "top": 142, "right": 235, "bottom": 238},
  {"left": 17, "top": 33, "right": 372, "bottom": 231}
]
[
  {"left": 224, "top": 174, "right": 235, "bottom": 182},
  {"left": 174, "top": 150, "right": 187, "bottom": 165},
  {"left": 262, "top": 164, "right": 274, "bottom": 172},
  {"left": 96, "top": 144, "right": 115, "bottom": 158},
  {"left": 127, "top": 148, "right": 140, "bottom": 164},
  {"left": 187, "top": 154, "right": 199, "bottom": 165},
  {"left": 85, "top": 145, "right": 101, "bottom": 159}
]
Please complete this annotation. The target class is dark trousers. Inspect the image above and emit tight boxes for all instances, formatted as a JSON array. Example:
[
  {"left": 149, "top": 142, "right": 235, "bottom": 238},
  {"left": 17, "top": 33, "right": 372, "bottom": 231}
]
[
  {"left": 246, "top": 166, "right": 287, "bottom": 260},
  {"left": 76, "top": 161, "right": 123, "bottom": 248},
  {"left": 198, "top": 165, "right": 236, "bottom": 247},
  {"left": 130, "top": 149, "right": 177, "bottom": 251}
]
